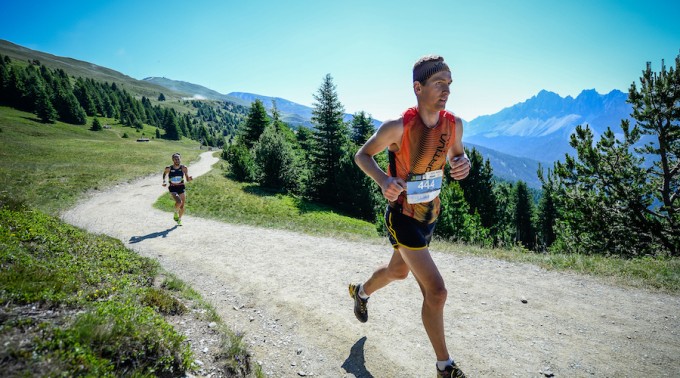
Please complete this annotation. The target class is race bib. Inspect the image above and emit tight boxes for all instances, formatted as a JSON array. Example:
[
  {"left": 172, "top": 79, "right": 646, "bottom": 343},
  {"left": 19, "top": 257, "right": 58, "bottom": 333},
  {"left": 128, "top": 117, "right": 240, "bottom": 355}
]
[
  {"left": 406, "top": 170, "right": 443, "bottom": 204},
  {"left": 170, "top": 176, "right": 183, "bottom": 184}
]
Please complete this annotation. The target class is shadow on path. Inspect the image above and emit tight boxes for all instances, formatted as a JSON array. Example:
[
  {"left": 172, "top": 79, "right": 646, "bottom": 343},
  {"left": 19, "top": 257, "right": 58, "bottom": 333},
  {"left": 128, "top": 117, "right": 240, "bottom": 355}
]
[
  {"left": 129, "top": 226, "right": 178, "bottom": 243},
  {"left": 341, "top": 336, "right": 374, "bottom": 378}
]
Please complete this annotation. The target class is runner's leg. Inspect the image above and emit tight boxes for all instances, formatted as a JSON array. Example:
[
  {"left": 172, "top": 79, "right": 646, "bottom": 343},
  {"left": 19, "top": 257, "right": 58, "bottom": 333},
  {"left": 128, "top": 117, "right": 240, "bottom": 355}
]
[
  {"left": 362, "top": 249, "right": 410, "bottom": 296},
  {"left": 169, "top": 192, "right": 181, "bottom": 210},
  {"left": 178, "top": 192, "right": 186, "bottom": 219},
  {"left": 397, "top": 246, "right": 450, "bottom": 361}
]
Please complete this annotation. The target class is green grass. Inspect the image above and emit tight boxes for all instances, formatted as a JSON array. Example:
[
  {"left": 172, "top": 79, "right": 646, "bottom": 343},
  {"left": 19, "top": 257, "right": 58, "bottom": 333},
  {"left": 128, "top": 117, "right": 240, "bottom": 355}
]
[
  {"left": 154, "top": 163, "right": 680, "bottom": 294},
  {"left": 0, "top": 200, "right": 190, "bottom": 376},
  {"left": 0, "top": 106, "right": 201, "bottom": 215},
  {"left": 433, "top": 242, "right": 680, "bottom": 293},
  {"left": 0, "top": 105, "right": 678, "bottom": 377},
  {"left": 0, "top": 107, "right": 257, "bottom": 377},
  {"left": 155, "top": 166, "right": 381, "bottom": 242}
]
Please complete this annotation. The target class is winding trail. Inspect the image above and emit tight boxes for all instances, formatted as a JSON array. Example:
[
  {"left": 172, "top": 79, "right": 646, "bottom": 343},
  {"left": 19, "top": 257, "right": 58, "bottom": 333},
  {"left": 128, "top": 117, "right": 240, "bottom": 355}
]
[{"left": 62, "top": 151, "right": 680, "bottom": 377}]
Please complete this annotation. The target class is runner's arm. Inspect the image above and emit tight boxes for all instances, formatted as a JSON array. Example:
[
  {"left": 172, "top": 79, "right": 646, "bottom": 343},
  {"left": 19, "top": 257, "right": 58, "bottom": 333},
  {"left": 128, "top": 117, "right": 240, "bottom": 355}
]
[
  {"left": 354, "top": 119, "right": 407, "bottom": 201},
  {"left": 183, "top": 166, "right": 193, "bottom": 182},
  {"left": 162, "top": 167, "right": 170, "bottom": 186},
  {"left": 447, "top": 117, "right": 470, "bottom": 180}
]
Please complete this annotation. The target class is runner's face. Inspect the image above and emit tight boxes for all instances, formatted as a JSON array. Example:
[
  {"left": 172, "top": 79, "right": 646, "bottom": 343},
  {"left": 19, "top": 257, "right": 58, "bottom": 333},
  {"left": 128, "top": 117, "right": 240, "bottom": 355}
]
[
  {"left": 172, "top": 156, "right": 181, "bottom": 165},
  {"left": 417, "top": 70, "right": 452, "bottom": 111}
]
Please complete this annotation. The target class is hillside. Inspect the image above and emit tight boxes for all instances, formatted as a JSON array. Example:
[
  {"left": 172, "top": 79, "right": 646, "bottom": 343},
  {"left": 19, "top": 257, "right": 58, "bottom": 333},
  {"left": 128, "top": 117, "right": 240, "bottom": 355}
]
[
  {"left": 468, "top": 143, "right": 542, "bottom": 188},
  {"left": 142, "top": 76, "right": 250, "bottom": 105},
  {"left": 0, "top": 38, "right": 548, "bottom": 187},
  {"left": 0, "top": 39, "right": 187, "bottom": 101},
  {"left": 0, "top": 39, "right": 251, "bottom": 147}
]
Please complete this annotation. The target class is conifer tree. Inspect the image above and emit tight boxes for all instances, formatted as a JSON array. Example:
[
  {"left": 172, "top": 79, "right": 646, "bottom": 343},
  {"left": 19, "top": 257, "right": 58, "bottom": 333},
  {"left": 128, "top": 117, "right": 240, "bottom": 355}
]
[
  {"left": 335, "top": 143, "right": 384, "bottom": 220},
  {"left": 350, "top": 111, "right": 374, "bottom": 145},
  {"left": 241, "top": 99, "right": 269, "bottom": 149},
  {"left": 514, "top": 181, "right": 536, "bottom": 249},
  {"left": 90, "top": 117, "right": 103, "bottom": 131},
  {"left": 0, "top": 56, "right": 10, "bottom": 104},
  {"left": 253, "top": 124, "right": 305, "bottom": 193},
  {"left": 437, "top": 181, "right": 488, "bottom": 243},
  {"left": 546, "top": 54, "right": 679, "bottom": 257},
  {"left": 627, "top": 55, "right": 680, "bottom": 255},
  {"left": 536, "top": 165, "right": 558, "bottom": 249},
  {"left": 162, "top": 108, "right": 181, "bottom": 140},
  {"left": 310, "top": 74, "right": 349, "bottom": 203},
  {"left": 35, "top": 85, "right": 57, "bottom": 123},
  {"left": 458, "top": 148, "right": 497, "bottom": 232},
  {"left": 74, "top": 78, "right": 96, "bottom": 116}
]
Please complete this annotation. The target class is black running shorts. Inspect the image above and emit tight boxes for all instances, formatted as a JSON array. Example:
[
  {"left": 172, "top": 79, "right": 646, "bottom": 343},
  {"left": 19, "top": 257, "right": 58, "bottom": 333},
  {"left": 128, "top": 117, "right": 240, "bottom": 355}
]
[
  {"left": 385, "top": 205, "right": 436, "bottom": 250},
  {"left": 169, "top": 184, "right": 185, "bottom": 194}
]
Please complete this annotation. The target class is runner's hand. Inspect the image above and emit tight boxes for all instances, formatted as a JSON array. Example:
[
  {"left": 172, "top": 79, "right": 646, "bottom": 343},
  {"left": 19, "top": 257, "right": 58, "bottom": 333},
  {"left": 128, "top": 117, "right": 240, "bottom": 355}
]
[
  {"left": 381, "top": 176, "right": 406, "bottom": 202},
  {"left": 449, "top": 155, "right": 471, "bottom": 180}
]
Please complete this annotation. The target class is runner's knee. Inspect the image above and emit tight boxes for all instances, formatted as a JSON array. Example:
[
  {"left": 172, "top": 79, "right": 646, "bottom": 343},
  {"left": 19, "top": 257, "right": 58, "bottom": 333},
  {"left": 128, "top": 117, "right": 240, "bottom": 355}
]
[
  {"left": 388, "top": 265, "right": 409, "bottom": 280},
  {"left": 425, "top": 285, "right": 447, "bottom": 307}
]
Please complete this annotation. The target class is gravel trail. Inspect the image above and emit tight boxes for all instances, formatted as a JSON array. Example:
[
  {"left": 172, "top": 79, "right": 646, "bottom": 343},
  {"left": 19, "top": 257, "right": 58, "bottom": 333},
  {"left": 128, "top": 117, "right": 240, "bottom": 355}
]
[{"left": 62, "top": 151, "right": 680, "bottom": 377}]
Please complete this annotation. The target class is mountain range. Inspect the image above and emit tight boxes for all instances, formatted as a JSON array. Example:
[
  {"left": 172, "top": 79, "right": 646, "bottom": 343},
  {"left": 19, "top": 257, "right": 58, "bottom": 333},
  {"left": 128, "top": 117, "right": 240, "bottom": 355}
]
[
  {"left": 465, "top": 89, "right": 633, "bottom": 162},
  {"left": 1, "top": 39, "right": 635, "bottom": 188},
  {"left": 143, "top": 78, "right": 381, "bottom": 129}
]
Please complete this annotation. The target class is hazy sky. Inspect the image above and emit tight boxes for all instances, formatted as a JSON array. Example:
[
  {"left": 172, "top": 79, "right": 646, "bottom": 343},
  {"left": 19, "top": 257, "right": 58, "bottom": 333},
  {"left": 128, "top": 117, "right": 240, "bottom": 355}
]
[{"left": 1, "top": 0, "right": 678, "bottom": 121}]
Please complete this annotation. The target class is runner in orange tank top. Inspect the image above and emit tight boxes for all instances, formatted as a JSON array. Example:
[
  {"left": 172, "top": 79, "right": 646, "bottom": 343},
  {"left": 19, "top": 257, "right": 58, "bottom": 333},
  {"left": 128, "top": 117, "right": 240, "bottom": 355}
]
[
  {"left": 350, "top": 55, "right": 471, "bottom": 378},
  {"left": 388, "top": 106, "right": 458, "bottom": 223}
]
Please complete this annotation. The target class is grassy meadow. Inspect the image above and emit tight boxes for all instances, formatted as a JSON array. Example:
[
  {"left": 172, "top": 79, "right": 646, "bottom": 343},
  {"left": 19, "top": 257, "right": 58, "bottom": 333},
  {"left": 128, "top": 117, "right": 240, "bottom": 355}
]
[
  {"left": 0, "top": 107, "right": 201, "bottom": 215},
  {"left": 1, "top": 105, "right": 679, "bottom": 375},
  {"left": 155, "top": 168, "right": 680, "bottom": 294},
  {"left": 155, "top": 167, "right": 382, "bottom": 241},
  {"left": 0, "top": 107, "right": 258, "bottom": 377}
]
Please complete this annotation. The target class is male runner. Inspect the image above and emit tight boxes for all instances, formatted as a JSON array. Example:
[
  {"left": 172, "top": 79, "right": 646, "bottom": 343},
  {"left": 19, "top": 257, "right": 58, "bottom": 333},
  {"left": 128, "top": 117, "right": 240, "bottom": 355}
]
[
  {"left": 162, "top": 153, "right": 192, "bottom": 225},
  {"left": 350, "top": 55, "right": 471, "bottom": 378}
]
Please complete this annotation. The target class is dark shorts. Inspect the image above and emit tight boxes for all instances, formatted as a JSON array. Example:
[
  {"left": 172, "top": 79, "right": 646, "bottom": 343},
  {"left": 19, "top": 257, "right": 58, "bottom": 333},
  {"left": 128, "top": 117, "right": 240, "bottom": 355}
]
[
  {"left": 168, "top": 184, "right": 185, "bottom": 195},
  {"left": 385, "top": 205, "right": 436, "bottom": 250}
]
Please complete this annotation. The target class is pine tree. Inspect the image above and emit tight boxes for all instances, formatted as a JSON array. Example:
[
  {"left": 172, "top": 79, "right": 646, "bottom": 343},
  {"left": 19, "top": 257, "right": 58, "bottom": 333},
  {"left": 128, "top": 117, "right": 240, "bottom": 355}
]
[
  {"left": 162, "top": 109, "right": 181, "bottom": 140},
  {"left": 514, "top": 181, "right": 536, "bottom": 250},
  {"left": 537, "top": 165, "right": 558, "bottom": 250},
  {"left": 34, "top": 85, "right": 57, "bottom": 123},
  {"left": 310, "top": 74, "right": 348, "bottom": 203},
  {"left": 627, "top": 55, "right": 680, "bottom": 255},
  {"left": 458, "top": 148, "right": 497, "bottom": 232},
  {"left": 240, "top": 99, "right": 269, "bottom": 149},
  {"left": 0, "top": 57, "right": 10, "bottom": 104},
  {"left": 253, "top": 124, "right": 305, "bottom": 193},
  {"left": 335, "top": 143, "right": 384, "bottom": 220},
  {"left": 437, "top": 181, "right": 488, "bottom": 243},
  {"left": 90, "top": 117, "right": 103, "bottom": 131},
  {"left": 350, "top": 111, "right": 374, "bottom": 145},
  {"left": 546, "top": 53, "right": 680, "bottom": 257},
  {"left": 74, "top": 78, "right": 96, "bottom": 116}
]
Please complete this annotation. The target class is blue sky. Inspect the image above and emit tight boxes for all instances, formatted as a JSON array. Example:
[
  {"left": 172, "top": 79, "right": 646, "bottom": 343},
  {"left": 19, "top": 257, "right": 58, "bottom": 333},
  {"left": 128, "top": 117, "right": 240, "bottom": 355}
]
[{"left": 1, "top": 0, "right": 678, "bottom": 122}]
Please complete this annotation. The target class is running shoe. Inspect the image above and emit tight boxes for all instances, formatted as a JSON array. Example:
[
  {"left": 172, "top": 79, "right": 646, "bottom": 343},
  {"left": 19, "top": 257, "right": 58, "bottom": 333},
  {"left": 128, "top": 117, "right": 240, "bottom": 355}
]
[
  {"left": 436, "top": 364, "right": 466, "bottom": 378},
  {"left": 177, "top": 219, "right": 182, "bottom": 226},
  {"left": 173, "top": 212, "right": 179, "bottom": 221},
  {"left": 348, "top": 283, "right": 368, "bottom": 323}
]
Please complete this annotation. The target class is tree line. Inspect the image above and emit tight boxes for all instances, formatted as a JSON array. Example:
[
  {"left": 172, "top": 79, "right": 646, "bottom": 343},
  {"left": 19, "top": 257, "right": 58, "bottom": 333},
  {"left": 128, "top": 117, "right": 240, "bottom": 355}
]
[
  {"left": 224, "top": 56, "right": 678, "bottom": 258},
  {"left": 2, "top": 51, "right": 676, "bottom": 258},
  {"left": 0, "top": 54, "right": 248, "bottom": 147}
]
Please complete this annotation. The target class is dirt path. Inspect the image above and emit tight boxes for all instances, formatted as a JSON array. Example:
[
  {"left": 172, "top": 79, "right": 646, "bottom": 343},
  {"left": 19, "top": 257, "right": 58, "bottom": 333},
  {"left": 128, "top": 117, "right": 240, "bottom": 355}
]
[{"left": 62, "top": 151, "right": 680, "bottom": 377}]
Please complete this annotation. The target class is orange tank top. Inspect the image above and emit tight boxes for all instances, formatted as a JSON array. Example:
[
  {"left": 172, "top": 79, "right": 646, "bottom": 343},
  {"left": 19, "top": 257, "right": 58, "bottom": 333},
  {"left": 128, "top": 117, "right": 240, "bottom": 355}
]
[{"left": 388, "top": 107, "right": 457, "bottom": 224}]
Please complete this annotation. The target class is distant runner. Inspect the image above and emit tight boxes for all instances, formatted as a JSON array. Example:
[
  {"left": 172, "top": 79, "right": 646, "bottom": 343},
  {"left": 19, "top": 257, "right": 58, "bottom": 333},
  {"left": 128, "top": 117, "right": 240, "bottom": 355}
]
[
  {"left": 162, "top": 153, "right": 192, "bottom": 225},
  {"left": 350, "top": 55, "right": 471, "bottom": 378}
]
